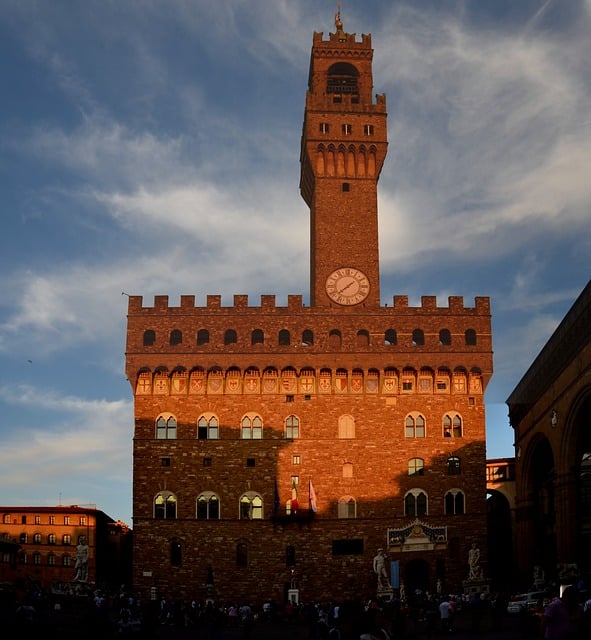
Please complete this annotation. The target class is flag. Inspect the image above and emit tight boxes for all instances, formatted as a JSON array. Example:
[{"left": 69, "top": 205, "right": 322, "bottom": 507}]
[
  {"left": 273, "top": 479, "right": 280, "bottom": 514},
  {"left": 291, "top": 479, "right": 299, "bottom": 512},
  {"left": 309, "top": 479, "right": 318, "bottom": 513}
]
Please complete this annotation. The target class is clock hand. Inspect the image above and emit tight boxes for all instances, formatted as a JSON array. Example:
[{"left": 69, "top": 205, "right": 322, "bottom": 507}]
[{"left": 337, "top": 280, "right": 356, "bottom": 294}]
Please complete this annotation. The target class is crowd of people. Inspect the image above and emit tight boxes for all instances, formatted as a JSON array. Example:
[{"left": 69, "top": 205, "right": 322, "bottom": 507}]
[{"left": 2, "top": 580, "right": 591, "bottom": 639}]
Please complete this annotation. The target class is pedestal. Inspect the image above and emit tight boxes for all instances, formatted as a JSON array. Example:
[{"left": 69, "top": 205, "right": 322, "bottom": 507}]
[{"left": 462, "top": 578, "right": 490, "bottom": 596}]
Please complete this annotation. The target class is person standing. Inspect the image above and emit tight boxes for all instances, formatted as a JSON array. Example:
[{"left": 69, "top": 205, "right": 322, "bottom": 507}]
[{"left": 541, "top": 586, "right": 583, "bottom": 640}]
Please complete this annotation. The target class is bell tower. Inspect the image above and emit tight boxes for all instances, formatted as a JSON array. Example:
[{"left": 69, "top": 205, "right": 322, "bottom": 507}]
[{"left": 300, "top": 11, "right": 388, "bottom": 309}]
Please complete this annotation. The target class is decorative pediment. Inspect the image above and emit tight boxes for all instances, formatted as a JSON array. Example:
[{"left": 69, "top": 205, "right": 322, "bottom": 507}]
[{"left": 387, "top": 518, "right": 447, "bottom": 552}]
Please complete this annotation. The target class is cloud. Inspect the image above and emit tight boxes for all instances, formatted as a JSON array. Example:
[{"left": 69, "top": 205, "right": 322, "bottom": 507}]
[{"left": 0, "top": 385, "right": 132, "bottom": 508}]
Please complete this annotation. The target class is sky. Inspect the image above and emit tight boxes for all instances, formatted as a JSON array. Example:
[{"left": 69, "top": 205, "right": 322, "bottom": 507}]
[{"left": 0, "top": 0, "right": 590, "bottom": 527}]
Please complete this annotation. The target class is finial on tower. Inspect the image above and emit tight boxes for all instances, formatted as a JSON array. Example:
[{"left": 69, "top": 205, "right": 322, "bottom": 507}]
[{"left": 335, "top": 3, "right": 344, "bottom": 35}]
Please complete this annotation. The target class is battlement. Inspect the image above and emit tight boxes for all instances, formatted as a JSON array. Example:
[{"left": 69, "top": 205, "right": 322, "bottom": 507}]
[
  {"left": 313, "top": 30, "right": 372, "bottom": 48},
  {"left": 127, "top": 294, "right": 490, "bottom": 315}
]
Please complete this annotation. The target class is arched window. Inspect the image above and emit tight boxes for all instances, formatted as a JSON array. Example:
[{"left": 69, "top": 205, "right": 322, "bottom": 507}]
[
  {"left": 143, "top": 330, "right": 156, "bottom": 346},
  {"left": 447, "top": 456, "right": 461, "bottom": 475},
  {"left": 197, "top": 415, "right": 219, "bottom": 440},
  {"left": 279, "top": 329, "right": 291, "bottom": 346},
  {"left": 405, "top": 414, "right": 426, "bottom": 438},
  {"left": 385, "top": 328, "right": 397, "bottom": 346},
  {"left": 408, "top": 458, "right": 424, "bottom": 476},
  {"left": 328, "top": 329, "right": 342, "bottom": 349},
  {"left": 33, "top": 533, "right": 41, "bottom": 544},
  {"left": 404, "top": 489, "right": 428, "bottom": 516},
  {"left": 338, "top": 414, "right": 355, "bottom": 439},
  {"left": 170, "top": 329, "right": 182, "bottom": 345},
  {"left": 338, "top": 496, "right": 356, "bottom": 519},
  {"left": 412, "top": 328, "right": 425, "bottom": 346},
  {"left": 239, "top": 493, "right": 263, "bottom": 520},
  {"left": 302, "top": 329, "right": 314, "bottom": 346},
  {"left": 197, "top": 329, "right": 209, "bottom": 345},
  {"left": 285, "top": 415, "right": 300, "bottom": 439},
  {"left": 356, "top": 329, "right": 369, "bottom": 347},
  {"left": 443, "top": 414, "right": 462, "bottom": 438},
  {"left": 241, "top": 414, "right": 263, "bottom": 439},
  {"left": 154, "top": 492, "right": 177, "bottom": 519},
  {"left": 196, "top": 492, "right": 220, "bottom": 520},
  {"left": 439, "top": 329, "right": 451, "bottom": 346},
  {"left": 156, "top": 415, "right": 177, "bottom": 439},
  {"left": 48, "top": 534, "right": 56, "bottom": 545},
  {"left": 445, "top": 490, "right": 465, "bottom": 515},
  {"left": 224, "top": 329, "right": 237, "bottom": 345},
  {"left": 465, "top": 329, "right": 477, "bottom": 345},
  {"left": 251, "top": 329, "right": 264, "bottom": 345}
]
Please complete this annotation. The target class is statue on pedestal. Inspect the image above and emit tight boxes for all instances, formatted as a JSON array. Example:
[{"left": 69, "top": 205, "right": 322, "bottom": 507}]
[
  {"left": 373, "top": 548, "right": 389, "bottom": 587},
  {"left": 74, "top": 538, "right": 89, "bottom": 582},
  {"left": 468, "top": 543, "right": 481, "bottom": 580}
]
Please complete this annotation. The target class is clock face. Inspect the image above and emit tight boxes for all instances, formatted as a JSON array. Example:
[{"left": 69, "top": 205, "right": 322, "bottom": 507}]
[{"left": 325, "top": 267, "right": 370, "bottom": 306}]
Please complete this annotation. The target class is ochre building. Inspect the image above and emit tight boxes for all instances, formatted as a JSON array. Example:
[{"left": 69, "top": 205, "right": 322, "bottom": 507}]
[{"left": 126, "top": 15, "right": 493, "bottom": 605}]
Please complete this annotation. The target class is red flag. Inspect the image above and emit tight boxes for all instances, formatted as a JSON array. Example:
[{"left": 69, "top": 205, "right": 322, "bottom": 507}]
[
  {"left": 309, "top": 479, "right": 318, "bottom": 513},
  {"left": 291, "top": 479, "right": 299, "bottom": 512}
]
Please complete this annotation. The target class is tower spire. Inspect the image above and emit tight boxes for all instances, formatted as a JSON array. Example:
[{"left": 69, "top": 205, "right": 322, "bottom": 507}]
[{"left": 335, "top": 3, "right": 345, "bottom": 37}]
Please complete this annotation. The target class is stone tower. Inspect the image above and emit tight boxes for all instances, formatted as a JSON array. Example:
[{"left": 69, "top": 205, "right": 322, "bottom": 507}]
[{"left": 126, "top": 13, "right": 493, "bottom": 604}]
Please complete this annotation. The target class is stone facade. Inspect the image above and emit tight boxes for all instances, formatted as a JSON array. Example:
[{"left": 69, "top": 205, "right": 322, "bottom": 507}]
[
  {"left": 127, "top": 15, "right": 493, "bottom": 605},
  {"left": 507, "top": 279, "right": 591, "bottom": 589}
]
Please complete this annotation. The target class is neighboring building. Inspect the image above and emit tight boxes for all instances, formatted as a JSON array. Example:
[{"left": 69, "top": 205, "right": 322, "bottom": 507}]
[
  {"left": 486, "top": 457, "right": 516, "bottom": 590},
  {"left": 507, "top": 279, "right": 591, "bottom": 590},
  {"left": 0, "top": 505, "right": 132, "bottom": 593},
  {"left": 126, "top": 14, "right": 493, "bottom": 604}
]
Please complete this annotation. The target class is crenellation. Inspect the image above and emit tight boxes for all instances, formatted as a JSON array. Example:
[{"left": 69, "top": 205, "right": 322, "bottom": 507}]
[
  {"left": 261, "top": 295, "right": 276, "bottom": 309},
  {"left": 207, "top": 295, "right": 221, "bottom": 308},
  {"left": 180, "top": 295, "right": 195, "bottom": 309},
  {"left": 233, "top": 295, "right": 248, "bottom": 308},
  {"left": 393, "top": 295, "right": 408, "bottom": 308},
  {"left": 422, "top": 296, "right": 437, "bottom": 309},
  {"left": 154, "top": 295, "right": 168, "bottom": 310},
  {"left": 448, "top": 296, "right": 464, "bottom": 311}
]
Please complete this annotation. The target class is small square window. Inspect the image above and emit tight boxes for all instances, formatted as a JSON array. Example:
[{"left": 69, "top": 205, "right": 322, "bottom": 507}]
[
  {"left": 342, "top": 183, "right": 350, "bottom": 192},
  {"left": 469, "top": 397, "right": 475, "bottom": 405},
  {"left": 246, "top": 458, "right": 256, "bottom": 468},
  {"left": 320, "top": 122, "right": 330, "bottom": 133},
  {"left": 342, "top": 124, "right": 352, "bottom": 135},
  {"left": 203, "top": 457, "right": 212, "bottom": 467},
  {"left": 364, "top": 124, "right": 375, "bottom": 135},
  {"left": 161, "top": 457, "right": 171, "bottom": 467},
  {"left": 304, "top": 395, "right": 312, "bottom": 401},
  {"left": 286, "top": 395, "right": 294, "bottom": 403},
  {"left": 292, "top": 455, "right": 301, "bottom": 465}
]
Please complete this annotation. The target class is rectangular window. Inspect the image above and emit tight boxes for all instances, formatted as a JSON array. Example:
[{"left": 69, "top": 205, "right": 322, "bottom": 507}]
[
  {"left": 342, "top": 124, "right": 352, "bottom": 135},
  {"left": 332, "top": 539, "right": 364, "bottom": 555},
  {"left": 49, "top": 516, "right": 55, "bottom": 525},
  {"left": 161, "top": 457, "right": 171, "bottom": 467},
  {"left": 292, "top": 455, "right": 301, "bottom": 465},
  {"left": 286, "top": 395, "right": 294, "bottom": 403},
  {"left": 402, "top": 381, "right": 413, "bottom": 391},
  {"left": 80, "top": 517, "right": 87, "bottom": 526},
  {"left": 319, "top": 122, "right": 330, "bottom": 133},
  {"left": 364, "top": 124, "right": 374, "bottom": 135},
  {"left": 64, "top": 516, "right": 70, "bottom": 525},
  {"left": 35, "top": 516, "right": 41, "bottom": 525},
  {"left": 203, "top": 457, "right": 212, "bottom": 467},
  {"left": 246, "top": 458, "right": 256, "bottom": 468},
  {"left": 342, "top": 183, "right": 350, "bottom": 192}
]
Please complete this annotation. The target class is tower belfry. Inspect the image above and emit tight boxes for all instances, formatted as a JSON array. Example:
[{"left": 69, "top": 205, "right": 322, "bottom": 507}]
[{"left": 300, "top": 12, "right": 388, "bottom": 308}]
